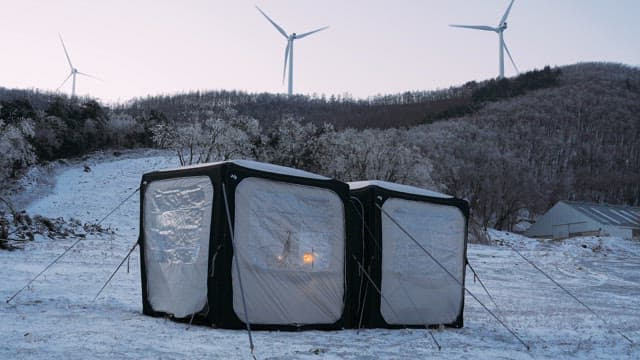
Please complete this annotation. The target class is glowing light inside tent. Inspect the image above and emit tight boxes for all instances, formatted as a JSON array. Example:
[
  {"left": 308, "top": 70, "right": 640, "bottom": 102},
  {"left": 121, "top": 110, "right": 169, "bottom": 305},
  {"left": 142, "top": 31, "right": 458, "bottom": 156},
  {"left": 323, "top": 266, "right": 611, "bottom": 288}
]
[{"left": 303, "top": 252, "right": 315, "bottom": 264}]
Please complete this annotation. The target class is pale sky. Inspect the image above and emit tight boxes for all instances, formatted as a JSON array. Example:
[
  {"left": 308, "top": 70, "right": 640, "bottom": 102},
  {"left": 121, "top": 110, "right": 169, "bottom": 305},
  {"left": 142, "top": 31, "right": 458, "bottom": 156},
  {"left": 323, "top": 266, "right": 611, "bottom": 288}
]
[{"left": 1, "top": 0, "right": 639, "bottom": 103}]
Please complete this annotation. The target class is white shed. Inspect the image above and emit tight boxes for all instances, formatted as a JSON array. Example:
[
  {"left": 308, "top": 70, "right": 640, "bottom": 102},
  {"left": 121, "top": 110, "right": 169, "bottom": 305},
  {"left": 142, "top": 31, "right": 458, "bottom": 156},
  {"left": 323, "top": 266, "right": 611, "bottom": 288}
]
[{"left": 525, "top": 201, "right": 640, "bottom": 240}]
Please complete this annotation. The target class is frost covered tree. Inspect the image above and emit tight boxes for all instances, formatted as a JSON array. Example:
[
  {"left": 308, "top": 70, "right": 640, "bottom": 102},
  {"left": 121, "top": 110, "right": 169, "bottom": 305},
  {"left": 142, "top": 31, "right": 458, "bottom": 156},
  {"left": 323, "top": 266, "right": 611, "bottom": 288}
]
[
  {"left": 319, "top": 128, "right": 432, "bottom": 185},
  {"left": 0, "top": 118, "right": 36, "bottom": 183},
  {"left": 103, "top": 113, "right": 146, "bottom": 147},
  {"left": 151, "top": 106, "right": 260, "bottom": 166},
  {"left": 423, "top": 119, "right": 539, "bottom": 231},
  {"left": 257, "top": 117, "right": 334, "bottom": 173},
  {"left": 0, "top": 100, "right": 37, "bottom": 182}
]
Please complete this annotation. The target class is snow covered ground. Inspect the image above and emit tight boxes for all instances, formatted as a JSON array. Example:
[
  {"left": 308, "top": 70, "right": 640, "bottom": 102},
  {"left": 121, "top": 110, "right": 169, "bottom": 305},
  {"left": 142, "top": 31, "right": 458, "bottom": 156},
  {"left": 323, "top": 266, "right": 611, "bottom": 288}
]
[{"left": 1, "top": 151, "right": 639, "bottom": 359}]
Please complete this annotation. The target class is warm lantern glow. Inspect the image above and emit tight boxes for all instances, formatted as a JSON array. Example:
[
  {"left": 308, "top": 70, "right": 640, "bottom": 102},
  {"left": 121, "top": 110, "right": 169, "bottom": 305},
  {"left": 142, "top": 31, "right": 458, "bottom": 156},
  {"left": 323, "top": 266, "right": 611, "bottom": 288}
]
[{"left": 303, "top": 252, "right": 315, "bottom": 264}]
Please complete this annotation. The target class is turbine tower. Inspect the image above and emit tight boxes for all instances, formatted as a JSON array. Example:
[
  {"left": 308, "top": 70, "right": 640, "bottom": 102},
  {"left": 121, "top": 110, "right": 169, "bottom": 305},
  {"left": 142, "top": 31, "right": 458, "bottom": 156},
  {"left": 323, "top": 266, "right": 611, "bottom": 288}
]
[
  {"left": 57, "top": 34, "right": 99, "bottom": 97},
  {"left": 450, "top": 0, "right": 519, "bottom": 79},
  {"left": 256, "top": 6, "right": 328, "bottom": 96}
]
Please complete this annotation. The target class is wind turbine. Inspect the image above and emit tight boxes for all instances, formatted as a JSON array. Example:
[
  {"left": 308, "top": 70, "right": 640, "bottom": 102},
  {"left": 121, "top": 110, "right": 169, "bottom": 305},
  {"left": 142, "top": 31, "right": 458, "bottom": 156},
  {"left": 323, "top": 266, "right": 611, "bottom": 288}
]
[
  {"left": 256, "top": 6, "right": 328, "bottom": 96},
  {"left": 57, "top": 34, "right": 100, "bottom": 98},
  {"left": 450, "top": 0, "right": 519, "bottom": 79}
]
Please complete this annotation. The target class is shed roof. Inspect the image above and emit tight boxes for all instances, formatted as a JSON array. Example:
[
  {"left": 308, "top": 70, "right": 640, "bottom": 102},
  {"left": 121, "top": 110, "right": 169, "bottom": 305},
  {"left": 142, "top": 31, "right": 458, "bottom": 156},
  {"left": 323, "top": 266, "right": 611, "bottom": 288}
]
[{"left": 562, "top": 201, "right": 640, "bottom": 228}]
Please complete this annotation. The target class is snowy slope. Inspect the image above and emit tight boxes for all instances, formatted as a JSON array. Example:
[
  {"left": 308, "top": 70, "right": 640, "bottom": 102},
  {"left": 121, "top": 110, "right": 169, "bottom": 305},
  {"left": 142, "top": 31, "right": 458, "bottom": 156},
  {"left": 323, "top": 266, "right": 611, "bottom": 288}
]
[{"left": 1, "top": 152, "right": 639, "bottom": 359}]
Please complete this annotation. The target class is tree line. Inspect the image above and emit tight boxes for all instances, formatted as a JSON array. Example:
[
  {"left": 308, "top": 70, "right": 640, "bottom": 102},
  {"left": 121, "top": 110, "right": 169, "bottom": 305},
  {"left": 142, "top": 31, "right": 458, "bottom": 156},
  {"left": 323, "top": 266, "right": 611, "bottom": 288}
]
[
  {"left": 1, "top": 62, "right": 638, "bottom": 235},
  {"left": 118, "top": 66, "right": 562, "bottom": 130}
]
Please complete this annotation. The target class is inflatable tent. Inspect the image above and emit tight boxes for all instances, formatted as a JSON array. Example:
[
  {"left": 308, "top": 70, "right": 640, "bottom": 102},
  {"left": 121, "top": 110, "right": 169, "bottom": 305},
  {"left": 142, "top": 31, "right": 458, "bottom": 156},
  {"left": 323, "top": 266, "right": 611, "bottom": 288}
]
[
  {"left": 139, "top": 160, "right": 358, "bottom": 330},
  {"left": 348, "top": 180, "right": 469, "bottom": 328}
]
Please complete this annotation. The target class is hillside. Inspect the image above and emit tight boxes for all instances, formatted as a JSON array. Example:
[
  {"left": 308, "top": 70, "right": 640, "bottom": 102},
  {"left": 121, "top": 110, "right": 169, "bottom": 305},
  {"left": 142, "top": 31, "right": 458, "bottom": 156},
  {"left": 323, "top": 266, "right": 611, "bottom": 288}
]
[
  {"left": 118, "top": 87, "right": 473, "bottom": 130},
  {"left": 116, "top": 66, "right": 562, "bottom": 130},
  {"left": 417, "top": 63, "right": 640, "bottom": 229},
  {"left": 1, "top": 62, "right": 638, "bottom": 232}
]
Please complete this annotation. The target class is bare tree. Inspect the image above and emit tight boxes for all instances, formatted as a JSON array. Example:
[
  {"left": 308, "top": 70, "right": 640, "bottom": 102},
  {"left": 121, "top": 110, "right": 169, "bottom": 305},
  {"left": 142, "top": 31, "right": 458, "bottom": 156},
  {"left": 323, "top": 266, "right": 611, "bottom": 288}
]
[{"left": 151, "top": 106, "right": 261, "bottom": 166}]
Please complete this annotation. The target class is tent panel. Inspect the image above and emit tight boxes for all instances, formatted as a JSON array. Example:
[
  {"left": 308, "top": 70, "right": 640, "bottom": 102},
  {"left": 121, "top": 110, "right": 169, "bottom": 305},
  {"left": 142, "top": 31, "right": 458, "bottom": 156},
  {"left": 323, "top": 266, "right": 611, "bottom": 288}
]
[
  {"left": 233, "top": 177, "right": 345, "bottom": 325},
  {"left": 143, "top": 176, "right": 213, "bottom": 318},
  {"left": 380, "top": 198, "right": 465, "bottom": 325}
]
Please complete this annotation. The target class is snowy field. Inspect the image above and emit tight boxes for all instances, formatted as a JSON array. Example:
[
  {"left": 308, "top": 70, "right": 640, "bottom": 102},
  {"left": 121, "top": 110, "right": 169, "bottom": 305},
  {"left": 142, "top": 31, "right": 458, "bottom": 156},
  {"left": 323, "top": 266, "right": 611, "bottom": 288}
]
[{"left": 1, "top": 151, "right": 639, "bottom": 359}]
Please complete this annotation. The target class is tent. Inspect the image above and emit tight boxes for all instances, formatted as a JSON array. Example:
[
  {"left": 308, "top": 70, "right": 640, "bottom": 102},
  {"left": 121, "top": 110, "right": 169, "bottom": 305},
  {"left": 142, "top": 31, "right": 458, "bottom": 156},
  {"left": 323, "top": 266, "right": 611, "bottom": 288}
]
[
  {"left": 139, "top": 160, "right": 358, "bottom": 330},
  {"left": 348, "top": 180, "right": 469, "bottom": 328}
]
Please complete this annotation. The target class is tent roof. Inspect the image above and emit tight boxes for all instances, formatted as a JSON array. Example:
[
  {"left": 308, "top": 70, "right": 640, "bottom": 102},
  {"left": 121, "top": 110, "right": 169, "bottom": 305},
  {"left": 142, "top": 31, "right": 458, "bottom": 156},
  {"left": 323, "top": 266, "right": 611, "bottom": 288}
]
[
  {"left": 153, "top": 159, "right": 330, "bottom": 180},
  {"left": 562, "top": 201, "right": 640, "bottom": 228},
  {"left": 348, "top": 180, "right": 452, "bottom": 199},
  {"left": 231, "top": 160, "right": 330, "bottom": 180}
]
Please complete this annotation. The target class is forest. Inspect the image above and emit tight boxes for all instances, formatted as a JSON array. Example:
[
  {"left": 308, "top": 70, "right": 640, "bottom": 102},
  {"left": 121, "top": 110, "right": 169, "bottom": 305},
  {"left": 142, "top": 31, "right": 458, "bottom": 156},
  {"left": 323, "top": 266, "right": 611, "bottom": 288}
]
[{"left": 1, "top": 62, "right": 638, "bottom": 235}]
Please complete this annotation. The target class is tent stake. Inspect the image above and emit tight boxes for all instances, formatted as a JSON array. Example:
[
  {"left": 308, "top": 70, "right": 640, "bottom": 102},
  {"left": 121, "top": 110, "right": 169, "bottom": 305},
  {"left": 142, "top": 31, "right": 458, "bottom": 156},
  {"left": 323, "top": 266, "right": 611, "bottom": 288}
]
[
  {"left": 186, "top": 311, "right": 196, "bottom": 330},
  {"left": 427, "top": 329, "right": 442, "bottom": 351}
]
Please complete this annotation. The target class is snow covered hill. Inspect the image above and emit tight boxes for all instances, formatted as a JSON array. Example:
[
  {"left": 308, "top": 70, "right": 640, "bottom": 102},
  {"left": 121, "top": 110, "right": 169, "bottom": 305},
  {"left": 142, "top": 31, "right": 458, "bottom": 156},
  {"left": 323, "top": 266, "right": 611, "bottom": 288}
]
[{"left": 1, "top": 151, "right": 638, "bottom": 359}]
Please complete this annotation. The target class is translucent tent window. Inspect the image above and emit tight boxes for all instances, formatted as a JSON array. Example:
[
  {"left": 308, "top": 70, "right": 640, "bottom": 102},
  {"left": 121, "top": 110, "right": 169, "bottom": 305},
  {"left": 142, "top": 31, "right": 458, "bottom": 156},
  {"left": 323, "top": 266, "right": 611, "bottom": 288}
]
[
  {"left": 380, "top": 198, "right": 465, "bottom": 325},
  {"left": 233, "top": 177, "right": 345, "bottom": 325},
  {"left": 143, "top": 176, "right": 213, "bottom": 318}
]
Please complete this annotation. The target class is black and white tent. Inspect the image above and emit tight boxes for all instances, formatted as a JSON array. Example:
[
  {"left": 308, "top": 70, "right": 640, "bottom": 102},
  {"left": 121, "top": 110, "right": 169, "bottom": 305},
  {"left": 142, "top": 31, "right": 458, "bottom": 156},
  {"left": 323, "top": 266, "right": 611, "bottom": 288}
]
[
  {"left": 139, "top": 160, "right": 357, "bottom": 330},
  {"left": 349, "top": 180, "right": 469, "bottom": 328},
  {"left": 138, "top": 160, "right": 470, "bottom": 331}
]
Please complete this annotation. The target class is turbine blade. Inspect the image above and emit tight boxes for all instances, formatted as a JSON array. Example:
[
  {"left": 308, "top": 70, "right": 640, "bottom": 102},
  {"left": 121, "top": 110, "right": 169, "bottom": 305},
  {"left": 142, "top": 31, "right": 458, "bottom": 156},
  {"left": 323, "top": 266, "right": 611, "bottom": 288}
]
[
  {"left": 499, "top": 0, "right": 515, "bottom": 26},
  {"left": 503, "top": 40, "right": 519, "bottom": 74},
  {"left": 58, "top": 33, "right": 74, "bottom": 69},
  {"left": 255, "top": 6, "right": 288, "bottom": 38},
  {"left": 57, "top": 73, "right": 73, "bottom": 90},
  {"left": 77, "top": 71, "right": 102, "bottom": 81},
  {"left": 295, "top": 26, "right": 329, "bottom": 39},
  {"left": 449, "top": 24, "right": 498, "bottom": 32},
  {"left": 282, "top": 42, "right": 290, "bottom": 84}
]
